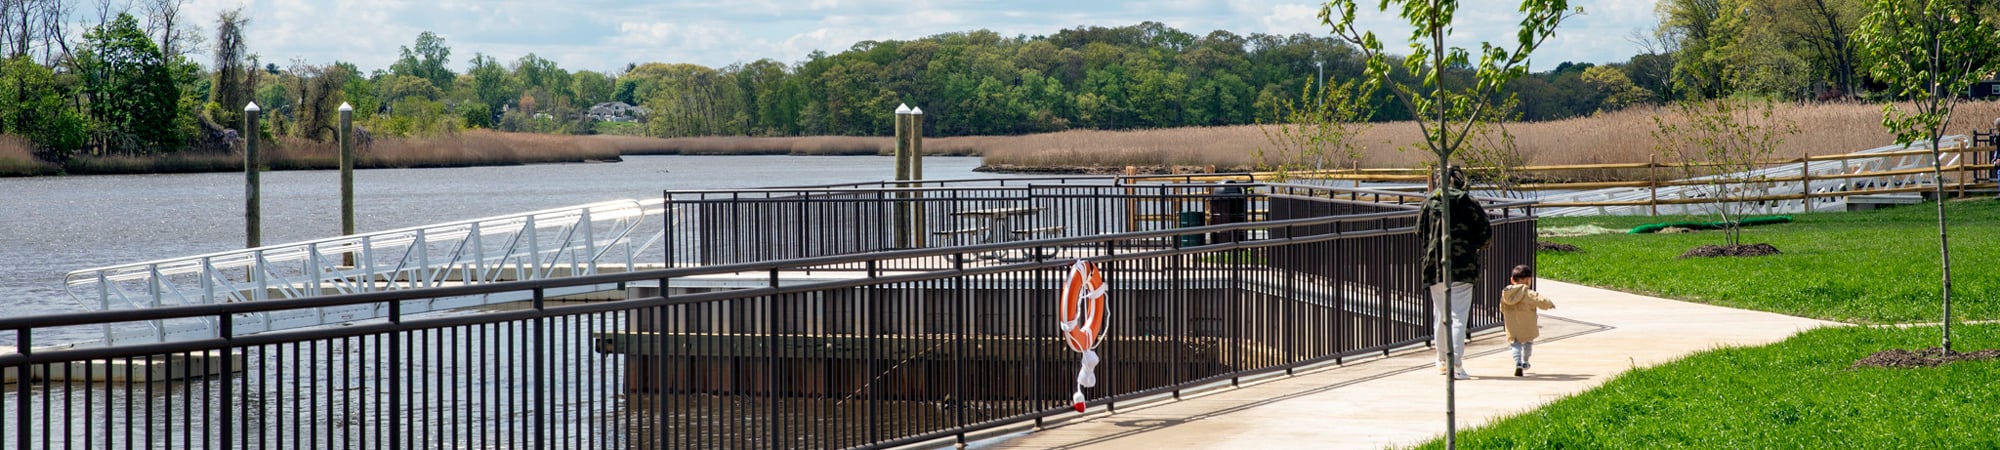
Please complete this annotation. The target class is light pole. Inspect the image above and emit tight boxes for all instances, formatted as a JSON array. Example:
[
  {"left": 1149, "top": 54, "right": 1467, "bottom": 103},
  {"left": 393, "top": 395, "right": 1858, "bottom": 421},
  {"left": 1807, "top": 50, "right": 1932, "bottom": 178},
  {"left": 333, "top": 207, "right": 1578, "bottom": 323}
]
[
  {"left": 1313, "top": 49, "right": 1326, "bottom": 176},
  {"left": 1314, "top": 49, "right": 1324, "bottom": 108}
]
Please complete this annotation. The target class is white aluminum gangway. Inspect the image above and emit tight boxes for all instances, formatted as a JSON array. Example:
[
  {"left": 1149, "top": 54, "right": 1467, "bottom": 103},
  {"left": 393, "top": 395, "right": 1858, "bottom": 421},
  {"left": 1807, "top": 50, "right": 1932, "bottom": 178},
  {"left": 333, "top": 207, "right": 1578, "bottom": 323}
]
[
  {"left": 60, "top": 199, "right": 670, "bottom": 348},
  {"left": 1535, "top": 136, "right": 1979, "bottom": 217}
]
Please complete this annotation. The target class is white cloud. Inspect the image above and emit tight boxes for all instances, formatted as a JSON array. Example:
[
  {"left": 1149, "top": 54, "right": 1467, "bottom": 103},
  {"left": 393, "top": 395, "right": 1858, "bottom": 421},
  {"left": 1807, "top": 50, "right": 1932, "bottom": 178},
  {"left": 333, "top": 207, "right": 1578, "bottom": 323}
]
[
  {"left": 1262, "top": 3, "right": 1324, "bottom": 35},
  {"left": 168, "top": 0, "right": 1657, "bottom": 73}
]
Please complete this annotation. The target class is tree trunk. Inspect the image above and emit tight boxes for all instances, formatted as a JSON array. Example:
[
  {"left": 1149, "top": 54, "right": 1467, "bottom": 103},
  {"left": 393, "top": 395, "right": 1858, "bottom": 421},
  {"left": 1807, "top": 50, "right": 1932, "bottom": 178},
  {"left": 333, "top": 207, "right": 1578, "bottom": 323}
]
[{"left": 1931, "top": 136, "right": 1954, "bottom": 352}]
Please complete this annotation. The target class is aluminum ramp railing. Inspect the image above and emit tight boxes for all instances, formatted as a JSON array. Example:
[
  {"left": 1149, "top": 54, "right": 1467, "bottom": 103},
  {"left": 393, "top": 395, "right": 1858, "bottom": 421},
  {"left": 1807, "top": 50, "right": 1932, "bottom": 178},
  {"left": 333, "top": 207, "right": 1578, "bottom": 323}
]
[
  {"left": 1537, "top": 136, "right": 1975, "bottom": 216},
  {"left": 60, "top": 199, "right": 670, "bottom": 348}
]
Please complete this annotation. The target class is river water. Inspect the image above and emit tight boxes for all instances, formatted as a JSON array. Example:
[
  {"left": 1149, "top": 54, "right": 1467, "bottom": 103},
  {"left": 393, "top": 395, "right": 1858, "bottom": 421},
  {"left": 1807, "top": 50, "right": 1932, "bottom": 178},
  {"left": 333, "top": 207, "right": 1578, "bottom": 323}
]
[
  {"left": 0, "top": 155, "right": 1010, "bottom": 324},
  {"left": 0, "top": 155, "right": 1032, "bottom": 448}
]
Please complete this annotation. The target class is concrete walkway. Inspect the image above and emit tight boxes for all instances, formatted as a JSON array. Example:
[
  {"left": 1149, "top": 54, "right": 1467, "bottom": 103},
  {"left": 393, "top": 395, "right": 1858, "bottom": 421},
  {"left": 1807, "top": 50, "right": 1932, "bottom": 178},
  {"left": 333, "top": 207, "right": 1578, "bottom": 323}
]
[{"left": 960, "top": 280, "right": 1841, "bottom": 450}]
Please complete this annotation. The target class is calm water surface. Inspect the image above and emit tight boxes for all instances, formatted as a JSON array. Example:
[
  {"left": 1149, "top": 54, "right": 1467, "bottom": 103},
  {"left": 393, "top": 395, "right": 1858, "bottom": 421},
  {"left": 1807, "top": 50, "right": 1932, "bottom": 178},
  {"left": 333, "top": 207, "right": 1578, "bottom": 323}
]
[{"left": 0, "top": 155, "right": 1009, "bottom": 323}]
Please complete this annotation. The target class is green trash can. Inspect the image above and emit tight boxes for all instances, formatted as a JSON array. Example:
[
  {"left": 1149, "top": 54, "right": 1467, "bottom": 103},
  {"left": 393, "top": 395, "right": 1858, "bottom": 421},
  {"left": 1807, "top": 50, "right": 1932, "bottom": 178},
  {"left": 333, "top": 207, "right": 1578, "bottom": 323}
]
[{"left": 1177, "top": 211, "right": 1206, "bottom": 247}]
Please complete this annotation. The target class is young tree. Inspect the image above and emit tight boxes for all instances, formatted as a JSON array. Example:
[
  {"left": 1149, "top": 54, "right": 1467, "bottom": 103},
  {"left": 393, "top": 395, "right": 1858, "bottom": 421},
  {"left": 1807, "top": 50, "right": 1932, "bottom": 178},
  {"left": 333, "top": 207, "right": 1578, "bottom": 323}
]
[
  {"left": 1650, "top": 98, "right": 1800, "bottom": 247},
  {"left": 1256, "top": 77, "right": 1374, "bottom": 182},
  {"left": 1322, "top": 1, "right": 1575, "bottom": 447},
  {"left": 1856, "top": 0, "right": 2000, "bottom": 353}
]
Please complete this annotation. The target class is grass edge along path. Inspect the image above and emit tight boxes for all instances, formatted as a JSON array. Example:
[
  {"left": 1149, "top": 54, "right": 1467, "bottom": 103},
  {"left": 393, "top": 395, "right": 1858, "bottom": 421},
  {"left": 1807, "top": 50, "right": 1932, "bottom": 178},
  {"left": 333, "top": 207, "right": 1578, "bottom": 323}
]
[
  {"left": 1407, "top": 200, "right": 2000, "bottom": 448},
  {"left": 1535, "top": 198, "right": 2000, "bottom": 325},
  {"left": 1412, "top": 323, "right": 2000, "bottom": 449}
]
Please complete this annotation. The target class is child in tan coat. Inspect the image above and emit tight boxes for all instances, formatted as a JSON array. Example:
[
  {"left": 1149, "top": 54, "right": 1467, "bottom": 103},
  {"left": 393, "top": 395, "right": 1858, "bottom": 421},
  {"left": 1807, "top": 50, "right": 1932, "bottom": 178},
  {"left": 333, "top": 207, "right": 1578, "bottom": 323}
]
[{"left": 1501, "top": 264, "right": 1557, "bottom": 377}]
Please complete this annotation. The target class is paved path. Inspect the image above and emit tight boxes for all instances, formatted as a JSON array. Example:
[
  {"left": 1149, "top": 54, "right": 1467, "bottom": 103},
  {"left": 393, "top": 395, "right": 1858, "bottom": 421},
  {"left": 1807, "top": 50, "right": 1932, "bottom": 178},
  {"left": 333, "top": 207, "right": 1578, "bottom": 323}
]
[{"left": 961, "top": 280, "right": 1840, "bottom": 450}]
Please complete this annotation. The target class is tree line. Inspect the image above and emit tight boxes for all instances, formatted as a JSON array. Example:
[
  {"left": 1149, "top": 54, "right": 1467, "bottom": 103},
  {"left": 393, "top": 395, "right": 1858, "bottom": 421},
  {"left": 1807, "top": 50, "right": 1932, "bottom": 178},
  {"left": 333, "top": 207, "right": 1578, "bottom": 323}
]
[{"left": 1, "top": 1, "right": 1991, "bottom": 167}]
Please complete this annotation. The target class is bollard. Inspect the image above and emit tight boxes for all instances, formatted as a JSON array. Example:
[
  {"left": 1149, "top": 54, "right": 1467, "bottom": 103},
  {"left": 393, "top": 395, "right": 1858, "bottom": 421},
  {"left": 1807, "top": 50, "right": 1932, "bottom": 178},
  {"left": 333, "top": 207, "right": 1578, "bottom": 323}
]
[{"left": 244, "top": 102, "right": 262, "bottom": 249}]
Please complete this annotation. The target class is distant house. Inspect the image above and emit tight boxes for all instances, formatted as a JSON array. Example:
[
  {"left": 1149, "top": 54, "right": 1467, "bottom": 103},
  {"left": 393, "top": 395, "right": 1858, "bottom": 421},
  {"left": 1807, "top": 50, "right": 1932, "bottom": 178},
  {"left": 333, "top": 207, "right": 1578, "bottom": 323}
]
[
  {"left": 1972, "top": 80, "right": 2000, "bottom": 99},
  {"left": 588, "top": 102, "right": 647, "bottom": 122}
]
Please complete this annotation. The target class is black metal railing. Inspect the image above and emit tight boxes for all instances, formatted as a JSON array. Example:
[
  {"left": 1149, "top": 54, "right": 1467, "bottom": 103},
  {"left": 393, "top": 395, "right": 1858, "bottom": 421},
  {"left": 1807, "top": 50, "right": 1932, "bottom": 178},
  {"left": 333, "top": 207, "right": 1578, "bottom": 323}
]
[{"left": 2, "top": 181, "right": 1533, "bottom": 449}]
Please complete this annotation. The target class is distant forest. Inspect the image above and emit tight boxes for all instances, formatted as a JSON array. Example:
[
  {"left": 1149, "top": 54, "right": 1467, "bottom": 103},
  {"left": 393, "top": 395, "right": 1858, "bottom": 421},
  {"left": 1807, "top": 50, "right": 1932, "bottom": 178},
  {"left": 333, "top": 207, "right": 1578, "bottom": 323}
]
[{"left": 0, "top": 0, "right": 1954, "bottom": 166}]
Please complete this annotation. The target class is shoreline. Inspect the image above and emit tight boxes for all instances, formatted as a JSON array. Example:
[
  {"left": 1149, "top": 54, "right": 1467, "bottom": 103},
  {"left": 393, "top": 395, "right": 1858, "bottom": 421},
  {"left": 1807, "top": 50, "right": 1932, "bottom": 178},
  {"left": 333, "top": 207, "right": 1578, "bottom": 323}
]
[{"left": 15, "top": 98, "right": 1999, "bottom": 179}]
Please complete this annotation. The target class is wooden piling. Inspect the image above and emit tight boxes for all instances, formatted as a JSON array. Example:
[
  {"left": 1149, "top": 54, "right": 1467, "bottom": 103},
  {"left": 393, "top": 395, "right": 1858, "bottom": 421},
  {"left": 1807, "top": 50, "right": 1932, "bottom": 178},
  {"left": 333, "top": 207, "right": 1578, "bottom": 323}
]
[
  {"left": 1648, "top": 155, "right": 1658, "bottom": 216},
  {"left": 893, "top": 104, "right": 913, "bottom": 249},
  {"left": 909, "top": 106, "right": 925, "bottom": 247},
  {"left": 244, "top": 102, "right": 262, "bottom": 249},
  {"left": 339, "top": 103, "right": 356, "bottom": 266},
  {"left": 339, "top": 103, "right": 355, "bottom": 237}
]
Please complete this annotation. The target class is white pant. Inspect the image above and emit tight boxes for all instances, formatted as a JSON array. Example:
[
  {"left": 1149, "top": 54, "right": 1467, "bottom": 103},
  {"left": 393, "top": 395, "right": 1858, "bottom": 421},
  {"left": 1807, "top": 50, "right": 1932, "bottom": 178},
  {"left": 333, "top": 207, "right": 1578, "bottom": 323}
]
[{"left": 1430, "top": 282, "right": 1473, "bottom": 371}]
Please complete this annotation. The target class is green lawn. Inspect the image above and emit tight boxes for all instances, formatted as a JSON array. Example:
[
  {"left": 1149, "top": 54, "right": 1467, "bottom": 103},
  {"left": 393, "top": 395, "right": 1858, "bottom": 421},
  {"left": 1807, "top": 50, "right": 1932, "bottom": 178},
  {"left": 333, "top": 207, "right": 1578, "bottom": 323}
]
[
  {"left": 1536, "top": 199, "right": 2000, "bottom": 324},
  {"left": 1421, "top": 324, "right": 2000, "bottom": 449},
  {"left": 1407, "top": 199, "right": 2000, "bottom": 448}
]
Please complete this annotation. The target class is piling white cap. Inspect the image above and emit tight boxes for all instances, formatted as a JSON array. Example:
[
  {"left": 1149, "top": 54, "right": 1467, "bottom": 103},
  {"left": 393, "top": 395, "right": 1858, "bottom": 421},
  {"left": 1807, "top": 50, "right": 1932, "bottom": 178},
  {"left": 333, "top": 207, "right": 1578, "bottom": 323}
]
[
  {"left": 910, "top": 106, "right": 922, "bottom": 115},
  {"left": 896, "top": 103, "right": 912, "bottom": 115},
  {"left": 338, "top": 102, "right": 353, "bottom": 112},
  {"left": 245, "top": 102, "right": 261, "bottom": 112}
]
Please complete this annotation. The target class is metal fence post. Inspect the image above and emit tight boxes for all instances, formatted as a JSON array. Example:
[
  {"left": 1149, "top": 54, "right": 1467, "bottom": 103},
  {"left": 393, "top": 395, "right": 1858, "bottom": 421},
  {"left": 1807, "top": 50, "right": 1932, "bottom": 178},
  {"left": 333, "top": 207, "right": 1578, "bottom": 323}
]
[{"left": 14, "top": 330, "right": 29, "bottom": 450}]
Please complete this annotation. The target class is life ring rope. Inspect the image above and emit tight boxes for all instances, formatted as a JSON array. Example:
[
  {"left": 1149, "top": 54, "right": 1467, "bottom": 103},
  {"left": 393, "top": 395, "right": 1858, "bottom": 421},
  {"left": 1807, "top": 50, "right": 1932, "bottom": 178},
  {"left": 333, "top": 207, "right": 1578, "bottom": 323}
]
[
  {"left": 1061, "top": 259, "right": 1109, "bottom": 413},
  {"left": 1059, "top": 260, "right": 1109, "bottom": 352}
]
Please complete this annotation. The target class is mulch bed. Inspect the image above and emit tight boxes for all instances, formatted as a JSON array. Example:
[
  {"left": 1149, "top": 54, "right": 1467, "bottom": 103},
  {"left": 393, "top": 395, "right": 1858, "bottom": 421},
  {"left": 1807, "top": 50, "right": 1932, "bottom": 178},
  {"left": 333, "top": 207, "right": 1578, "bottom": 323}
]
[
  {"left": 1679, "top": 243, "right": 1781, "bottom": 258},
  {"left": 1851, "top": 347, "right": 2000, "bottom": 369},
  {"left": 1538, "top": 242, "right": 1582, "bottom": 253}
]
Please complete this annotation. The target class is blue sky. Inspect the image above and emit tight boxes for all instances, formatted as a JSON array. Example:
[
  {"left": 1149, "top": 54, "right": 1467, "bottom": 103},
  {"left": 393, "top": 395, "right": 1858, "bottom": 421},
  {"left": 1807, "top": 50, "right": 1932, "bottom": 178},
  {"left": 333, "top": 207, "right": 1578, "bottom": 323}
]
[{"left": 180, "top": 0, "right": 1661, "bottom": 74}]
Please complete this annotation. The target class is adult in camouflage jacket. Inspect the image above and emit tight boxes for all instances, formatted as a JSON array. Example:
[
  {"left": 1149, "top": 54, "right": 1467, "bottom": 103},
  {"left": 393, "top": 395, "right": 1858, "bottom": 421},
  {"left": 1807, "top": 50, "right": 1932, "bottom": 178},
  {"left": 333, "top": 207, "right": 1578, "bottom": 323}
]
[{"left": 1418, "top": 167, "right": 1490, "bottom": 379}]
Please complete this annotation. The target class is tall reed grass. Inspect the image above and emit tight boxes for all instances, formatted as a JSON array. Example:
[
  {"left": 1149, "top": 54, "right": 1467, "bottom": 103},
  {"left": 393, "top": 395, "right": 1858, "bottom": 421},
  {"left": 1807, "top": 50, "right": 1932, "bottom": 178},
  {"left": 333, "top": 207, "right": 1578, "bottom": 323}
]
[
  {"left": 19, "top": 101, "right": 2000, "bottom": 178},
  {"left": 979, "top": 100, "right": 2000, "bottom": 171},
  {"left": 55, "top": 130, "right": 627, "bottom": 175},
  {"left": 0, "top": 134, "right": 58, "bottom": 176},
  {"left": 607, "top": 135, "right": 980, "bottom": 157}
]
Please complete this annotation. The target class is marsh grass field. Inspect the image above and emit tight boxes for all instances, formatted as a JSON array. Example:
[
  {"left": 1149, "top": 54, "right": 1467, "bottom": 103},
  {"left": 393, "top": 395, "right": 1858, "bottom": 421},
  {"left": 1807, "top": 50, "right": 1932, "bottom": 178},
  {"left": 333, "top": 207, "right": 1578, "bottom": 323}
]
[
  {"left": 7, "top": 100, "right": 2000, "bottom": 176},
  {"left": 603, "top": 100, "right": 2000, "bottom": 173}
]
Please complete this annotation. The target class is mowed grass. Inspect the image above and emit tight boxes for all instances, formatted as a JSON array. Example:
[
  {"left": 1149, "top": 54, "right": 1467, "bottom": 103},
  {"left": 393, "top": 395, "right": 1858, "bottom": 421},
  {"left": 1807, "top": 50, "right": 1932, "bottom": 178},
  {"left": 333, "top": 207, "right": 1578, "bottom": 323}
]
[
  {"left": 1536, "top": 199, "right": 2000, "bottom": 324},
  {"left": 1419, "top": 202, "right": 2000, "bottom": 448},
  {"left": 1418, "top": 323, "right": 2000, "bottom": 449}
]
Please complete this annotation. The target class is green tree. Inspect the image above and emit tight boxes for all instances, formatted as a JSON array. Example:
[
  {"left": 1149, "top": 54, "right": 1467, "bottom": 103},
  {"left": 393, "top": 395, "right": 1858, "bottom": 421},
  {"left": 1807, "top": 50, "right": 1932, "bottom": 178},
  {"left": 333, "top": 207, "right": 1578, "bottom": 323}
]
[
  {"left": 1660, "top": 0, "right": 1730, "bottom": 98},
  {"left": 376, "top": 74, "right": 442, "bottom": 109},
  {"left": 77, "top": 13, "right": 182, "bottom": 155},
  {"left": 512, "top": 53, "right": 569, "bottom": 100},
  {"left": 570, "top": 70, "right": 615, "bottom": 106},
  {"left": 336, "top": 62, "right": 377, "bottom": 120},
  {"left": 0, "top": 56, "right": 89, "bottom": 162},
  {"left": 466, "top": 53, "right": 515, "bottom": 124},
  {"left": 1856, "top": 0, "right": 2000, "bottom": 352},
  {"left": 391, "top": 31, "right": 454, "bottom": 91},
  {"left": 1323, "top": 0, "right": 1575, "bottom": 446},
  {"left": 1581, "top": 65, "right": 1653, "bottom": 112}
]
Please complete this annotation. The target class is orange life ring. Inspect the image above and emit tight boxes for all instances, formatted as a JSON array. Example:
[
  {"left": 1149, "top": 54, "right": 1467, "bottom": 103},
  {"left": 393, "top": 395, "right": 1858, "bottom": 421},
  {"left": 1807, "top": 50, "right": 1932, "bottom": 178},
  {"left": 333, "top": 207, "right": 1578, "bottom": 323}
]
[{"left": 1059, "top": 260, "right": 1109, "bottom": 353}]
